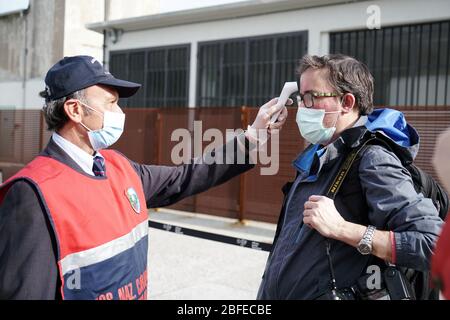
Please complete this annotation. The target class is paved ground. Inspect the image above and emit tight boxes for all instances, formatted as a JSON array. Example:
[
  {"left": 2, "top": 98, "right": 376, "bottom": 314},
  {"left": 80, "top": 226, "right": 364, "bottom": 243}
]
[{"left": 147, "top": 208, "right": 276, "bottom": 300}]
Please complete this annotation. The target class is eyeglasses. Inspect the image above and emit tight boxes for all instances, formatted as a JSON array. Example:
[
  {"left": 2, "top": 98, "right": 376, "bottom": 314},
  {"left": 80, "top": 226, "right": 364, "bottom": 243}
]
[{"left": 296, "top": 91, "right": 343, "bottom": 108}]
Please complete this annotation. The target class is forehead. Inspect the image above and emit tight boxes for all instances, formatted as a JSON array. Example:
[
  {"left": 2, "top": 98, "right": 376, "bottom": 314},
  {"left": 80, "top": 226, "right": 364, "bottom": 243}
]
[
  {"left": 85, "top": 85, "right": 119, "bottom": 101},
  {"left": 299, "top": 68, "right": 333, "bottom": 93}
]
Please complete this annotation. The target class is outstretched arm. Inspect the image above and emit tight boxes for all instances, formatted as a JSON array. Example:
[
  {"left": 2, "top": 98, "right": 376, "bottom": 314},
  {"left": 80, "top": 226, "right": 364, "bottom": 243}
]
[{"left": 131, "top": 98, "right": 289, "bottom": 208}]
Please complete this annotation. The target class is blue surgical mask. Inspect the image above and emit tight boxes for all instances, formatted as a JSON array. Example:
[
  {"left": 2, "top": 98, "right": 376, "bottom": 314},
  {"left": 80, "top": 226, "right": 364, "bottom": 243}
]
[
  {"left": 296, "top": 107, "right": 340, "bottom": 144},
  {"left": 78, "top": 101, "right": 125, "bottom": 151}
]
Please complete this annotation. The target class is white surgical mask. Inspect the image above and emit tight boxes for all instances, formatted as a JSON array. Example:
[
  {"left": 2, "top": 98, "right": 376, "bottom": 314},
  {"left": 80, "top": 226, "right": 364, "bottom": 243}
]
[
  {"left": 296, "top": 107, "right": 340, "bottom": 144},
  {"left": 78, "top": 101, "right": 125, "bottom": 151}
]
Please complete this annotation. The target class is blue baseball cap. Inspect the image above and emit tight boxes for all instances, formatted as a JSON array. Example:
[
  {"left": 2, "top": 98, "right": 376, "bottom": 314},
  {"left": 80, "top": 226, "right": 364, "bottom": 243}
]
[{"left": 41, "top": 55, "right": 141, "bottom": 100}]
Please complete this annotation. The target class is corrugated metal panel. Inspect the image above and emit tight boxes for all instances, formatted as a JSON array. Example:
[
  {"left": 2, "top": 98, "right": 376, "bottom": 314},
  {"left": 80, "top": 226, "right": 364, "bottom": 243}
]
[
  {"left": 330, "top": 20, "right": 450, "bottom": 107},
  {"left": 109, "top": 45, "right": 190, "bottom": 109},
  {"left": 0, "top": 110, "right": 15, "bottom": 161},
  {"left": 167, "top": 47, "right": 190, "bottom": 107},
  {"left": 22, "top": 110, "right": 41, "bottom": 163},
  {"left": 0, "top": 109, "right": 41, "bottom": 164},
  {"left": 109, "top": 53, "right": 129, "bottom": 108},
  {"left": 157, "top": 107, "right": 196, "bottom": 212},
  {"left": 242, "top": 107, "right": 304, "bottom": 223},
  {"left": 197, "top": 43, "right": 221, "bottom": 106},
  {"left": 2, "top": 107, "right": 449, "bottom": 224},
  {"left": 127, "top": 52, "right": 146, "bottom": 108},
  {"left": 194, "top": 107, "right": 243, "bottom": 219},
  {"left": 397, "top": 106, "right": 450, "bottom": 185},
  {"left": 113, "top": 108, "right": 159, "bottom": 164},
  {"left": 198, "top": 31, "right": 307, "bottom": 108}
]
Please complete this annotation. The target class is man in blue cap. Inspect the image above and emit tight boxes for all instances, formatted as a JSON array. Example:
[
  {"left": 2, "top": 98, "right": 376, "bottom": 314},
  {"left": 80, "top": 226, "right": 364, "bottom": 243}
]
[{"left": 0, "top": 55, "right": 288, "bottom": 299}]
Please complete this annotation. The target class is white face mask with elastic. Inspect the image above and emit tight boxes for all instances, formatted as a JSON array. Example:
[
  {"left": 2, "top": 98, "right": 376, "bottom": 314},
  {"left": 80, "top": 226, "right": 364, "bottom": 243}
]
[
  {"left": 296, "top": 107, "right": 341, "bottom": 145},
  {"left": 78, "top": 101, "right": 125, "bottom": 151}
]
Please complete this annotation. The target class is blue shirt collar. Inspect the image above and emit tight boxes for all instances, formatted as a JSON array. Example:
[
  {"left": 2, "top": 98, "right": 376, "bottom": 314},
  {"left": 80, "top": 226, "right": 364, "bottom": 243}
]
[{"left": 293, "top": 144, "right": 324, "bottom": 175}]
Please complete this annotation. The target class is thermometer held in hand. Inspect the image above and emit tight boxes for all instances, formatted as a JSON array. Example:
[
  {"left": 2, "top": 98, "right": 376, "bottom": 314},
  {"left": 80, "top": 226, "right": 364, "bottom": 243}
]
[{"left": 270, "top": 82, "right": 298, "bottom": 124}]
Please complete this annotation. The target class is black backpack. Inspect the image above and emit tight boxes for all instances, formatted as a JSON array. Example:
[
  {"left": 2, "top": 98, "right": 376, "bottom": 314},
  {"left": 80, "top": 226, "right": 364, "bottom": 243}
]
[
  {"left": 406, "top": 164, "right": 449, "bottom": 220},
  {"left": 333, "top": 131, "right": 449, "bottom": 299}
]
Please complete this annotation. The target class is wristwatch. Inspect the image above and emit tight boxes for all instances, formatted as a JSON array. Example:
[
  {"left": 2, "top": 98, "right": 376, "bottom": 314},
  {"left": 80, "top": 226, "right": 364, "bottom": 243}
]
[{"left": 357, "top": 225, "right": 376, "bottom": 255}]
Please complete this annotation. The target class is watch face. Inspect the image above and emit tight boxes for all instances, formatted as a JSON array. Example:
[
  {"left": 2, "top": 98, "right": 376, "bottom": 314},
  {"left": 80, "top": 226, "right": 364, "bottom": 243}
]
[{"left": 358, "top": 243, "right": 372, "bottom": 255}]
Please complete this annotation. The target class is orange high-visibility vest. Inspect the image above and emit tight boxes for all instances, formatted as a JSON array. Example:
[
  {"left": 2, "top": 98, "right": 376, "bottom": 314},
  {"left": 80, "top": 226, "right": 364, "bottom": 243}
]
[
  {"left": 0, "top": 150, "right": 148, "bottom": 300},
  {"left": 432, "top": 213, "right": 450, "bottom": 299}
]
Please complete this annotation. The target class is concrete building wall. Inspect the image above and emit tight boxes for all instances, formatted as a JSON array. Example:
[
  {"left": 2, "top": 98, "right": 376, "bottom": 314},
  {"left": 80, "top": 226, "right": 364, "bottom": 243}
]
[
  {"left": 62, "top": 0, "right": 160, "bottom": 61},
  {"left": 0, "top": 0, "right": 65, "bottom": 109},
  {"left": 0, "top": 0, "right": 160, "bottom": 109},
  {"left": 106, "top": 0, "right": 159, "bottom": 21},
  {"left": 0, "top": 11, "right": 25, "bottom": 82},
  {"left": 63, "top": 0, "right": 105, "bottom": 60},
  {"left": 102, "top": 0, "right": 450, "bottom": 107},
  {"left": 0, "top": 0, "right": 65, "bottom": 81},
  {"left": 0, "top": 79, "right": 46, "bottom": 109}
]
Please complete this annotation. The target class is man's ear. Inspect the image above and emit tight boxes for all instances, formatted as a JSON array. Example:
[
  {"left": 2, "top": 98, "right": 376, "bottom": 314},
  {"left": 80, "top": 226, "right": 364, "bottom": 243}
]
[
  {"left": 341, "top": 93, "right": 356, "bottom": 113},
  {"left": 64, "top": 99, "right": 84, "bottom": 123}
]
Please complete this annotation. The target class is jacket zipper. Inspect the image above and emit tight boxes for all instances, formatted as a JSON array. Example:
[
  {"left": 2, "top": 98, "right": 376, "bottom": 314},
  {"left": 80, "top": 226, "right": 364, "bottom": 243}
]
[{"left": 274, "top": 172, "right": 306, "bottom": 299}]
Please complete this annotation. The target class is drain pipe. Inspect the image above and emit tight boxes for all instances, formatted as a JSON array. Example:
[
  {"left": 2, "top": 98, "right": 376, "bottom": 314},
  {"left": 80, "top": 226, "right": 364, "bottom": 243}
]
[
  {"left": 21, "top": 8, "right": 29, "bottom": 108},
  {"left": 102, "top": 0, "right": 111, "bottom": 67}
]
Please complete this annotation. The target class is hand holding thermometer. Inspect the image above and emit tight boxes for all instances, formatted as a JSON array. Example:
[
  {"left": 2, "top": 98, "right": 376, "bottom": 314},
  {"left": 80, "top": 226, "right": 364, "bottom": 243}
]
[{"left": 270, "top": 81, "right": 298, "bottom": 124}]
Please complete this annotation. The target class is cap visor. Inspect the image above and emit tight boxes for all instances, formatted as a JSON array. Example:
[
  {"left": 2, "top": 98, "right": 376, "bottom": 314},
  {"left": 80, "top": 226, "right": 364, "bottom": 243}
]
[{"left": 98, "top": 77, "right": 141, "bottom": 98}]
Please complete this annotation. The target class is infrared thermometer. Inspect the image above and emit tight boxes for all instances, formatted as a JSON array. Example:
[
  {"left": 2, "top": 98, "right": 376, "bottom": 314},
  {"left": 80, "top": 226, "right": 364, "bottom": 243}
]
[{"left": 270, "top": 81, "right": 298, "bottom": 123}]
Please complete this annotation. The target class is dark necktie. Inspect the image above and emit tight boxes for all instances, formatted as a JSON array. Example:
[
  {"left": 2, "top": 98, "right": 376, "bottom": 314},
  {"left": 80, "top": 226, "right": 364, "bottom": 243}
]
[{"left": 92, "top": 156, "right": 105, "bottom": 177}]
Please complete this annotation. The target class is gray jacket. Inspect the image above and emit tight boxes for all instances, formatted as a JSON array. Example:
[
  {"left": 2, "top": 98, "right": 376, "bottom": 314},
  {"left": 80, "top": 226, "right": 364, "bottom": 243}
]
[{"left": 257, "top": 111, "right": 443, "bottom": 300}]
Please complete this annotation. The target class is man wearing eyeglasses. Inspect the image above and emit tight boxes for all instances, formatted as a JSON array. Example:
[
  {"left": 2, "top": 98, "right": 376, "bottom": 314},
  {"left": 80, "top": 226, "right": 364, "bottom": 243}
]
[{"left": 257, "top": 54, "right": 443, "bottom": 300}]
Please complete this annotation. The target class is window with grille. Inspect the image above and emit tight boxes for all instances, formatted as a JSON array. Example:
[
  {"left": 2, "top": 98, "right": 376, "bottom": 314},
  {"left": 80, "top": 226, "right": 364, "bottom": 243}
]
[
  {"left": 330, "top": 20, "right": 450, "bottom": 107},
  {"left": 197, "top": 31, "right": 308, "bottom": 107},
  {"left": 109, "top": 44, "right": 190, "bottom": 108}
]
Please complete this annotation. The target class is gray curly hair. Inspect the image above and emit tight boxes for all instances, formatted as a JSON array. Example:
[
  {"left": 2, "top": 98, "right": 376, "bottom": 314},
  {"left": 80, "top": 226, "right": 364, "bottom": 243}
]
[{"left": 42, "top": 89, "right": 89, "bottom": 131}]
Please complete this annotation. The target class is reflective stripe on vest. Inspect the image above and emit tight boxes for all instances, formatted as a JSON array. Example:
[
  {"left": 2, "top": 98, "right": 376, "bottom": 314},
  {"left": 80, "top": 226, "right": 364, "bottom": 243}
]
[{"left": 0, "top": 150, "right": 148, "bottom": 300}]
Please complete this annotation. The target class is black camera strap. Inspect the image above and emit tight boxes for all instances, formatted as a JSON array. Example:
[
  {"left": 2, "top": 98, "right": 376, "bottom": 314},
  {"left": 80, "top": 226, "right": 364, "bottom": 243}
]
[{"left": 324, "top": 137, "right": 377, "bottom": 292}]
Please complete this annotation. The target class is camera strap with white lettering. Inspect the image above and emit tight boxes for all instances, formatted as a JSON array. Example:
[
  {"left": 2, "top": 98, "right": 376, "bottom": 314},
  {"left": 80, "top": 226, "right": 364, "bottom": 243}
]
[{"left": 323, "top": 136, "right": 378, "bottom": 292}]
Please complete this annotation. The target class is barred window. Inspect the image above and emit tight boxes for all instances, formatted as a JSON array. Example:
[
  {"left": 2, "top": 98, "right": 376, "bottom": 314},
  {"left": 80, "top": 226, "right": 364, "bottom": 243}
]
[
  {"left": 197, "top": 31, "right": 308, "bottom": 107},
  {"left": 109, "top": 45, "right": 190, "bottom": 108},
  {"left": 330, "top": 20, "right": 450, "bottom": 107}
]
